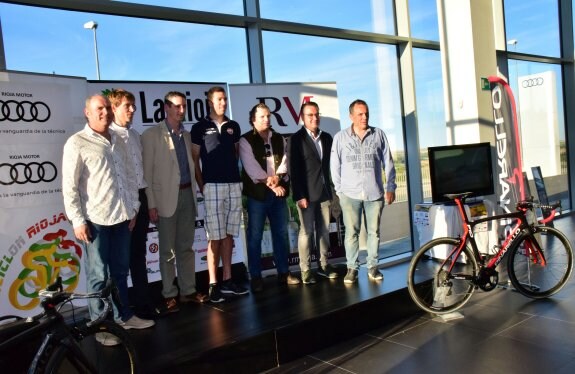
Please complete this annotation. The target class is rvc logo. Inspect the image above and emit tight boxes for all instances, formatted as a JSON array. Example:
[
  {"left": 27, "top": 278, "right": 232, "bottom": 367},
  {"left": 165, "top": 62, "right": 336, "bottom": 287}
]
[{"left": 256, "top": 96, "right": 314, "bottom": 126}]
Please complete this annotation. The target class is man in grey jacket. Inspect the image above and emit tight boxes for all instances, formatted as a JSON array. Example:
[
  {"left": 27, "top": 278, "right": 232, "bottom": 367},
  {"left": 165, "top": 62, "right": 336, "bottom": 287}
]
[{"left": 330, "top": 99, "right": 396, "bottom": 284}]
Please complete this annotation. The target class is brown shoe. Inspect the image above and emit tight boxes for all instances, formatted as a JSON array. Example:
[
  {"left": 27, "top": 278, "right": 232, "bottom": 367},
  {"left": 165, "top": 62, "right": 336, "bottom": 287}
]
[
  {"left": 164, "top": 297, "right": 180, "bottom": 313},
  {"left": 278, "top": 272, "right": 301, "bottom": 285},
  {"left": 179, "top": 292, "right": 209, "bottom": 304}
]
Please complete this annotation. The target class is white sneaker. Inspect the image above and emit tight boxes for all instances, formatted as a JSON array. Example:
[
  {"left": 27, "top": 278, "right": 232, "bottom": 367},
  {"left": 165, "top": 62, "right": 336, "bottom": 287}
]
[
  {"left": 95, "top": 332, "right": 121, "bottom": 346},
  {"left": 120, "top": 315, "right": 155, "bottom": 330}
]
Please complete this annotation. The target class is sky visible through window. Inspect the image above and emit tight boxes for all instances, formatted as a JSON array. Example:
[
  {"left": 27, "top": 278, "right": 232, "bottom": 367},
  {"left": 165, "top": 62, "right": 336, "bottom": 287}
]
[{"left": 0, "top": 0, "right": 564, "bottom": 151}]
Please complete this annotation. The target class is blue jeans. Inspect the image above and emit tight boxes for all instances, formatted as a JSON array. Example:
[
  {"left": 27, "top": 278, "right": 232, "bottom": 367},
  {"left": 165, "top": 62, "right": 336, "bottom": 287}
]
[
  {"left": 338, "top": 194, "right": 384, "bottom": 270},
  {"left": 85, "top": 220, "right": 132, "bottom": 322},
  {"left": 246, "top": 192, "right": 289, "bottom": 277}
]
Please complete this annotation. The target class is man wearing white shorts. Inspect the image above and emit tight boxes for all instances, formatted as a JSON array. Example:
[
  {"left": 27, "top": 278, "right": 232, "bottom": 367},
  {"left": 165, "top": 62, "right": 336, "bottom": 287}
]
[{"left": 191, "top": 86, "right": 248, "bottom": 303}]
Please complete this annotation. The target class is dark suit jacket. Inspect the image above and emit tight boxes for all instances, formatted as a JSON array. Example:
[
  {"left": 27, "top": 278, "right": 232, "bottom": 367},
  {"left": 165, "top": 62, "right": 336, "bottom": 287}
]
[{"left": 287, "top": 127, "right": 333, "bottom": 203}]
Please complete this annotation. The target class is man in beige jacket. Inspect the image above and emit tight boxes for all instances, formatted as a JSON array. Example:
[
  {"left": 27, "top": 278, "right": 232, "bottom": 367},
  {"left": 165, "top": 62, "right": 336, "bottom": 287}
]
[{"left": 142, "top": 91, "right": 208, "bottom": 313}]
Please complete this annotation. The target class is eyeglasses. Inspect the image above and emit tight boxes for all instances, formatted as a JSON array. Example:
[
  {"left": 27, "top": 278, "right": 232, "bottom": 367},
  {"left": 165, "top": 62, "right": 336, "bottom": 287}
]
[
  {"left": 304, "top": 113, "right": 320, "bottom": 118},
  {"left": 265, "top": 143, "right": 271, "bottom": 157}
]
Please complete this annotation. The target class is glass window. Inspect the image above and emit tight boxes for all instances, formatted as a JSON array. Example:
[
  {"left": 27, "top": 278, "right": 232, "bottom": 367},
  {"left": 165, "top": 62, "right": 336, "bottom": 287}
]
[
  {"left": 408, "top": 0, "right": 439, "bottom": 41},
  {"left": 504, "top": 0, "right": 560, "bottom": 57},
  {"left": 259, "top": 0, "right": 396, "bottom": 35},
  {"left": 262, "top": 31, "right": 411, "bottom": 255},
  {"left": 412, "top": 48, "right": 445, "bottom": 201},
  {"left": 0, "top": 3, "right": 249, "bottom": 83},
  {"left": 508, "top": 60, "right": 569, "bottom": 209},
  {"left": 115, "top": 0, "right": 244, "bottom": 15}
]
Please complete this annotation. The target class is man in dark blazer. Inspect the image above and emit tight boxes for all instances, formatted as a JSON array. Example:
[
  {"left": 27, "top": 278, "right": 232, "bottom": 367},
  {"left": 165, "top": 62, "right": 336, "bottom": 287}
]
[{"left": 288, "top": 101, "right": 339, "bottom": 284}]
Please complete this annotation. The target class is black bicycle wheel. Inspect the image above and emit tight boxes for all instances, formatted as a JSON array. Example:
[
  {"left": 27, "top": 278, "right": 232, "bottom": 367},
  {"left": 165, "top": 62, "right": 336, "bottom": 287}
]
[
  {"left": 44, "top": 320, "right": 139, "bottom": 374},
  {"left": 408, "top": 237, "right": 478, "bottom": 314},
  {"left": 507, "top": 226, "right": 574, "bottom": 299}
]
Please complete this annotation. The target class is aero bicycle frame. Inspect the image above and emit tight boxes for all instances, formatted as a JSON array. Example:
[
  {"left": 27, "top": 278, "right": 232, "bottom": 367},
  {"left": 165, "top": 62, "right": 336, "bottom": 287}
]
[{"left": 445, "top": 195, "right": 557, "bottom": 277}]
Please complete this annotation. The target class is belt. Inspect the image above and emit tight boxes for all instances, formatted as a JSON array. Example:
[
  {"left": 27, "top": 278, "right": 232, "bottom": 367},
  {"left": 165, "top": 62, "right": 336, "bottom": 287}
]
[{"left": 179, "top": 182, "right": 192, "bottom": 190}]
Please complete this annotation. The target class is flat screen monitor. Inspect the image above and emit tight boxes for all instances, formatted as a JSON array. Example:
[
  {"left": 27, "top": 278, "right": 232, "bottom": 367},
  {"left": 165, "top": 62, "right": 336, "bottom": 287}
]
[{"left": 428, "top": 142, "right": 494, "bottom": 203}]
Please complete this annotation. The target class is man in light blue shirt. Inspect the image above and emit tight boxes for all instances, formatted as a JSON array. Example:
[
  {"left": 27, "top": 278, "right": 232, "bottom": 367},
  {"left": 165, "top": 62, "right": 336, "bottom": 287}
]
[{"left": 330, "top": 99, "right": 396, "bottom": 283}]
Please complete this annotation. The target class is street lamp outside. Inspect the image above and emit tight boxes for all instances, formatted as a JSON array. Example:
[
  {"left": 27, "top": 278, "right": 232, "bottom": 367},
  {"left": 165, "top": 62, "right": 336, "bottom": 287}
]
[{"left": 83, "top": 21, "right": 101, "bottom": 80}]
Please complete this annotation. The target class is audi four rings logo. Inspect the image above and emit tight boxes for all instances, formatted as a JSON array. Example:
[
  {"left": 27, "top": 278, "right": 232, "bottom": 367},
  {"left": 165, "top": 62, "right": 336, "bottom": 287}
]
[
  {"left": 522, "top": 78, "right": 544, "bottom": 88},
  {"left": 0, "top": 162, "right": 57, "bottom": 185},
  {"left": 0, "top": 100, "right": 51, "bottom": 122}
]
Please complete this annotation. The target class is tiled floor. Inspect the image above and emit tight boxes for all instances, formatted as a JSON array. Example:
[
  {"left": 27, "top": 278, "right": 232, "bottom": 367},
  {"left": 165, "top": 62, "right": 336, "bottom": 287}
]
[{"left": 264, "top": 215, "right": 575, "bottom": 374}]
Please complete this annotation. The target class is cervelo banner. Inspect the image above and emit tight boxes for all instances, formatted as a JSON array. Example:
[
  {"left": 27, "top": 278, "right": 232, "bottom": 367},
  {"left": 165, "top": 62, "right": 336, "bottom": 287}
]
[
  {"left": 88, "top": 81, "right": 245, "bottom": 280},
  {"left": 228, "top": 82, "right": 344, "bottom": 271},
  {"left": 488, "top": 76, "right": 525, "bottom": 238},
  {"left": 1, "top": 71, "right": 88, "bottom": 316}
]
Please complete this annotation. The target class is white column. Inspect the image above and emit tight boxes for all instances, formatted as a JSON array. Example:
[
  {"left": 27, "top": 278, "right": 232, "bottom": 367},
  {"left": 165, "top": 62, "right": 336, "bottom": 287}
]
[{"left": 437, "top": 0, "right": 499, "bottom": 145}]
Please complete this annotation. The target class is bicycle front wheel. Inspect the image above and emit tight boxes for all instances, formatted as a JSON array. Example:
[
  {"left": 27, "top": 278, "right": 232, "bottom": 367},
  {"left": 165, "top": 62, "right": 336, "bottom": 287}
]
[
  {"left": 508, "top": 226, "right": 574, "bottom": 299},
  {"left": 408, "top": 237, "right": 478, "bottom": 314},
  {"left": 44, "top": 320, "right": 139, "bottom": 374}
]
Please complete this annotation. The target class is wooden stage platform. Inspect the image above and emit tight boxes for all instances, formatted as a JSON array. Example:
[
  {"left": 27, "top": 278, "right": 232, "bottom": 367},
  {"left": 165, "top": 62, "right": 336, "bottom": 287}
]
[{"left": 128, "top": 261, "right": 422, "bottom": 373}]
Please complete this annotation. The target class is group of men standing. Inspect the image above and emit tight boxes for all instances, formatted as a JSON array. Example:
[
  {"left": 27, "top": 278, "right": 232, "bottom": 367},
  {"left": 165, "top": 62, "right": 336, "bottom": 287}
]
[{"left": 62, "top": 86, "right": 396, "bottom": 346}]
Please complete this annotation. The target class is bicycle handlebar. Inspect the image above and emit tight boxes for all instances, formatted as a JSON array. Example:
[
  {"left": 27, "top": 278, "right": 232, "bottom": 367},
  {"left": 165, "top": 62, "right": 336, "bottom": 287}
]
[
  {"left": 444, "top": 193, "right": 560, "bottom": 223},
  {"left": 516, "top": 199, "right": 561, "bottom": 211},
  {"left": 37, "top": 277, "right": 116, "bottom": 325}
]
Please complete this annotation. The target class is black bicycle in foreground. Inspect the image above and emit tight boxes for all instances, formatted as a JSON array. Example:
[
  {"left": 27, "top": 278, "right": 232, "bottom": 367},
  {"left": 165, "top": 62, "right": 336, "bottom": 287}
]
[{"left": 0, "top": 277, "right": 139, "bottom": 373}]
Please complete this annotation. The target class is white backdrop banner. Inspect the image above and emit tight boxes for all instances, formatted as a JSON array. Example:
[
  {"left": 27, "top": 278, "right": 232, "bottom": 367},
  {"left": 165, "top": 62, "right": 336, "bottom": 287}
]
[
  {"left": 1, "top": 71, "right": 87, "bottom": 316},
  {"left": 228, "top": 82, "right": 344, "bottom": 272},
  {"left": 0, "top": 76, "right": 343, "bottom": 316},
  {"left": 87, "top": 81, "right": 246, "bottom": 280},
  {"left": 228, "top": 82, "right": 340, "bottom": 135}
]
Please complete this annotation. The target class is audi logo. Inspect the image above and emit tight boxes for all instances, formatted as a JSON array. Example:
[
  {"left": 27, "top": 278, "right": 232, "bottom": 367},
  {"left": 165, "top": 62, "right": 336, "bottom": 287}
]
[
  {"left": 522, "top": 78, "right": 544, "bottom": 88},
  {"left": 0, "top": 100, "right": 51, "bottom": 123},
  {"left": 0, "top": 162, "right": 57, "bottom": 185}
]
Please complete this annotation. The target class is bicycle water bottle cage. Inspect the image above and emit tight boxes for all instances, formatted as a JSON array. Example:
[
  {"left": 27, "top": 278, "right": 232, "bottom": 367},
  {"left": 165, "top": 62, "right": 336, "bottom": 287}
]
[{"left": 477, "top": 267, "right": 499, "bottom": 291}]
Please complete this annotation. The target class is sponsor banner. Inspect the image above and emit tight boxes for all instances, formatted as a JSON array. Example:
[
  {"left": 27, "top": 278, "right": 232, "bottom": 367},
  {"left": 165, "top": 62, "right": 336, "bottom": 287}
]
[
  {"left": 88, "top": 81, "right": 245, "bottom": 280},
  {"left": 0, "top": 204, "right": 86, "bottom": 315},
  {"left": 517, "top": 71, "right": 561, "bottom": 177},
  {"left": 0, "top": 73, "right": 88, "bottom": 146},
  {"left": 0, "top": 76, "right": 342, "bottom": 314},
  {"left": 88, "top": 81, "right": 225, "bottom": 134},
  {"left": 1, "top": 72, "right": 87, "bottom": 317},
  {"left": 488, "top": 76, "right": 525, "bottom": 238},
  {"left": 230, "top": 82, "right": 344, "bottom": 272},
  {"left": 0, "top": 82, "right": 75, "bottom": 144},
  {"left": 228, "top": 82, "right": 341, "bottom": 135},
  {"left": 0, "top": 143, "right": 63, "bottom": 209}
]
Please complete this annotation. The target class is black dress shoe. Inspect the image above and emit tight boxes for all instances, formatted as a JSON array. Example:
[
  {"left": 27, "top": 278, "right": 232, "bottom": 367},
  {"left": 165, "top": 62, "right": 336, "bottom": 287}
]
[{"left": 250, "top": 277, "right": 264, "bottom": 293}]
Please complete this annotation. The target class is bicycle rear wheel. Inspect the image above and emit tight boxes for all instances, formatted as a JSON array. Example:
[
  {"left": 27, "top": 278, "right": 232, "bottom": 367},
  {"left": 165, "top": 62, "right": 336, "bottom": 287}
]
[
  {"left": 408, "top": 237, "right": 478, "bottom": 314},
  {"left": 44, "top": 320, "right": 139, "bottom": 374},
  {"left": 507, "top": 226, "right": 573, "bottom": 299}
]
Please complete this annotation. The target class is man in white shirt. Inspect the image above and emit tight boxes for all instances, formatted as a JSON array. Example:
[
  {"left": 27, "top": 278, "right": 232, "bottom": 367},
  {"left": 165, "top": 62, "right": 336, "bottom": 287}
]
[
  {"left": 109, "top": 89, "right": 161, "bottom": 321},
  {"left": 62, "top": 95, "right": 153, "bottom": 346}
]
